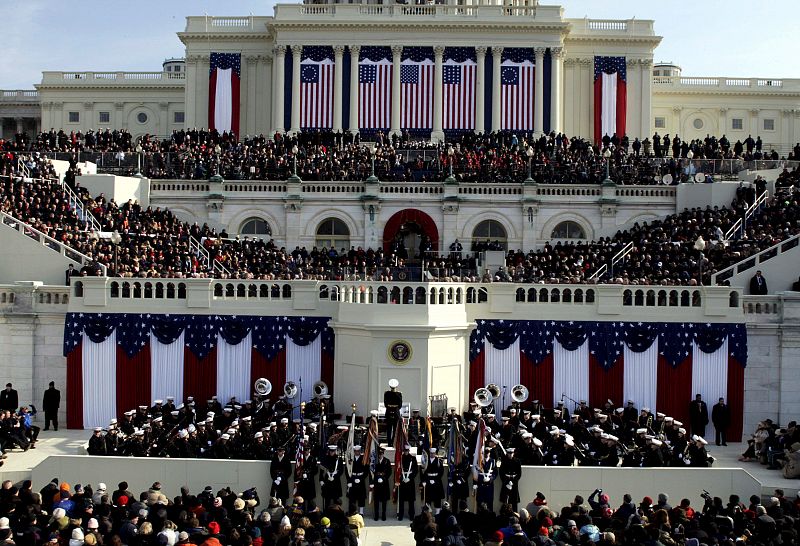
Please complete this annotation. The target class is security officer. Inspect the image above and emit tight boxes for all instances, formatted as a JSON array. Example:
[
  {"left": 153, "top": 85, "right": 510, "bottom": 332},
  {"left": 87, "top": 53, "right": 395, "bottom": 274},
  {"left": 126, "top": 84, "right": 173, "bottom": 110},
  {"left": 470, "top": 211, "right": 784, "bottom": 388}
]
[
  {"left": 475, "top": 447, "right": 497, "bottom": 511},
  {"left": 270, "top": 446, "right": 292, "bottom": 506},
  {"left": 422, "top": 448, "right": 445, "bottom": 513},
  {"left": 448, "top": 456, "right": 471, "bottom": 513},
  {"left": 499, "top": 447, "right": 521, "bottom": 512}
]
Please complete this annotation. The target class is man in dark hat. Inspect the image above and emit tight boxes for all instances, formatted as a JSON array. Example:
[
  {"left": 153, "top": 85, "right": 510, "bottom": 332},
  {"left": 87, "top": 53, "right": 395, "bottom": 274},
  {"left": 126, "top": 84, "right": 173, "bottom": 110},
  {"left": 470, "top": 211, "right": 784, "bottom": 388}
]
[
  {"left": 689, "top": 394, "right": 709, "bottom": 438},
  {"left": 371, "top": 447, "right": 392, "bottom": 520},
  {"left": 0, "top": 384, "right": 18, "bottom": 412}
]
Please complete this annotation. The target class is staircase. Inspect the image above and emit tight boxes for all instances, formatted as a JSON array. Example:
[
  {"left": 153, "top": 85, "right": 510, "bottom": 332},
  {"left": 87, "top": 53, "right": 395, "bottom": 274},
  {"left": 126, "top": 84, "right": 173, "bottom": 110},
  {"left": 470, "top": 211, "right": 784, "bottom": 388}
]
[
  {"left": 712, "top": 232, "right": 800, "bottom": 291},
  {"left": 57, "top": 178, "right": 103, "bottom": 232},
  {"left": 589, "top": 242, "right": 634, "bottom": 281},
  {"left": 190, "top": 236, "right": 231, "bottom": 277},
  {"left": 724, "top": 190, "right": 770, "bottom": 241}
]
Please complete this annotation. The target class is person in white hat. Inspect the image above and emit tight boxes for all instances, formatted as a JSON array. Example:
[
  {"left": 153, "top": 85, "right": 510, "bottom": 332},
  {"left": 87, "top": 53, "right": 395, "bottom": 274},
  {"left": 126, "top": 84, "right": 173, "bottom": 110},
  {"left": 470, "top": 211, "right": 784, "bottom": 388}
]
[
  {"left": 397, "top": 443, "right": 418, "bottom": 521},
  {"left": 384, "top": 378, "right": 402, "bottom": 445},
  {"left": 347, "top": 445, "right": 368, "bottom": 515},
  {"left": 320, "top": 444, "right": 344, "bottom": 509},
  {"left": 499, "top": 447, "right": 521, "bottom": 512},
  {"left": 270, "top": 445, "right": 291, "bottom": 506},
  {"left": 423, "top": 447, "right": 445, "bottom": 514},
  {"left": 688, "top": 434, "right": 712, "bottom": 467}
]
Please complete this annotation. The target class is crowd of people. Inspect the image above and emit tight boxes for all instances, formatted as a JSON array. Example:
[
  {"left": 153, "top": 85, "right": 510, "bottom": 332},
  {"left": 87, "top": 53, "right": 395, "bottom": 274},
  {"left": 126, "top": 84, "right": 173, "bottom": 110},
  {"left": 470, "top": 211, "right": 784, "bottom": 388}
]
[
  {"left": 2, "top": 129, "right": 797, "bottom": 185},
  {"left": 740, "top": 419, "right": 800, "bottom": 480},
  {"left": 0, "top": 477, "right": 798, "bottom": 546}
]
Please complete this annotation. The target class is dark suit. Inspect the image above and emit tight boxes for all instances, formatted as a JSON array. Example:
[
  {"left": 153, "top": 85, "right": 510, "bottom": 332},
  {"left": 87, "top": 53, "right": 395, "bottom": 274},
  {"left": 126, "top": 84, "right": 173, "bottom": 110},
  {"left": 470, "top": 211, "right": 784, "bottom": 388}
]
[
  {"left": 43, "top": 386, "right": 61, "bottom": 431},
  {"left": 712, "top": 402, "right": 730, "bottom": 446},
  {"left": 0, "top": 388, "right": 18, "bottom": 411},
  {"left": 749, "top": 274, "right": 768, "bottom": 295},
  {"left": 65, "top": 268, "right": 78, "bottom": 286},
  {"left": 689, "top": 400, "right": 709, "bottom": 438}
]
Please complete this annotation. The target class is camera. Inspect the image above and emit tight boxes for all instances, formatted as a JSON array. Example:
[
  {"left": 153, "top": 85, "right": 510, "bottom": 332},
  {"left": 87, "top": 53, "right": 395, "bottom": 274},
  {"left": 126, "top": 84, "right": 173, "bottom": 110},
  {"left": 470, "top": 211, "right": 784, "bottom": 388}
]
[{"left": 700, "top": 489, "right": 712, "bottom": 501}]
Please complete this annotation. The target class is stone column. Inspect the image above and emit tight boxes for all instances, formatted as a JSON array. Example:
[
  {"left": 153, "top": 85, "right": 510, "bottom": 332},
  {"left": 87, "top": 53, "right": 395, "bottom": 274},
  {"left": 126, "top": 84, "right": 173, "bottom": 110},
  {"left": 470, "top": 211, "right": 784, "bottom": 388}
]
[
  {"left": 391, "top": 45, "right": 403, "bottom": 137},
  {"left": 333, "top": 45, "right": 345, "bottom": 132},
  {"left": 749, "top": 108, "right": 760, "bottom": 136},
  {"left": 15, "top": 117, "right": 24, "bottom": 135},
  {"left": 718, "top": 107, "right": 728, "bottom": 138},
  {"left": 261, "top": 53, "right": 273, "bottom": 134},
  {"left": 534, "top": 47, "right": 546, "bottom": 135},
  {"left": 432, "top": 45, "right": 445, "bottom": 142},
  {"left": 184, "top": 56, "right": 199, "bottom": 128},
  {"left": 549, "top": 47, "right": 563, "bottom": 134},
  {"left": 349, "top": 45, "right": 361, "bottom": 134},
  {"left": 290, "top": 45, "right": 302, "bottom": 134},
  {"left": 475, "top": 46, "right": 487, "bottom": 134},
  {"left": 640, "top": 59, "right": 653, "bottom": 140},
  {"left": 491, "top": 46, "right": 503, "bottom": 133},
  {"left": 272, "top": 45, "right": 287, "bottom": 134}
]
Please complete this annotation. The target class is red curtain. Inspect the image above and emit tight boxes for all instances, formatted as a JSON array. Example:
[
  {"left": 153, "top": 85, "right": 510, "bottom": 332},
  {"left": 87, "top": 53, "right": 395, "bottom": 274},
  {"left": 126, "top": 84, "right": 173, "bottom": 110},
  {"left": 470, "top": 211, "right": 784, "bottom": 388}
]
[
  {"left": 521, "top": 353, "right": 554, "bottom": 408},
  {"left": 656, "top": 357, "right": 692, "bottom": 430},
  {"left": 250, "top": 348, "right": 286, "bottom": 401},
  {"left": 727, "top": 359, "right": 745, "bottom": 442},
  {"left": 116, "top": 346, "right": 152, "bottom": 419},
  {"left": 184, "top": 347, "right": 218, "bottom": 405},
  {"left": 66, "top": 346, "right": 83, "bottom": 429},
  {"left": 589, "top": 356, "right": 624, "bottom": 409},
  {"left": 468, "top": 352, "right": 485, "bottom": 399},
  {"left": 321, "top": 350, "right": 335, "bottom": 393}
]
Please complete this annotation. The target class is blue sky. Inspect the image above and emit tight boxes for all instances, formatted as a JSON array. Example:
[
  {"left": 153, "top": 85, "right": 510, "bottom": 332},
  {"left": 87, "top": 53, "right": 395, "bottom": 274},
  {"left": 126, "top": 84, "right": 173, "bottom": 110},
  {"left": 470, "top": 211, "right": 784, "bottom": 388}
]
[{"left": 1, "top": 0, "right": 796, "bottom": 89}]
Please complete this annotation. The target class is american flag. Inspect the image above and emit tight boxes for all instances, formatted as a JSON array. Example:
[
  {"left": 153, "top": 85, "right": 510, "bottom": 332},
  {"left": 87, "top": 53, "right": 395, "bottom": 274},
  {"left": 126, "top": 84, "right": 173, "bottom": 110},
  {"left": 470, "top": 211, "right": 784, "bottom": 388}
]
[
  {"left": 594, "top": 56, "right": 627, "bottom": 143},
  {"left": 401, "top": 47, "right": 434, "bottom": 130},
  {"left": 208, "top": 53, "right": 241, "bottom": 135},
  {"left": 295, "top": 408, "right": 306, "bottom": 481},
  {"left": 442, "top": 47, "right": 476, "bottom": 131},
  {"left": 359, "top": 46, "right": 392, "bottom": 130},
  {"left": 300, "top": 46, "right": 334, "bottom": 129},
  {"left": 501, "top": 48, "right": 535, "bottom": 131}
]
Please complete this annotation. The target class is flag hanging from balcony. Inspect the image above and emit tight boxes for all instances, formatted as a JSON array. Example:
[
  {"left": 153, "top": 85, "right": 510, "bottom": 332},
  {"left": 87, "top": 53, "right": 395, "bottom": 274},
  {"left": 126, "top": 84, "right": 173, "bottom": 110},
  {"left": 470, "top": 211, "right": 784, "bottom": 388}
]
[
  {"left": 209, "top": 53, "right": 241, "bottom": 135},
  {"left": 468, "top": 318, "right": 747, "bottom": 441},
  {"left": 359, "top": 47, "right": 392, "bottom": 131},
  {"left": 63, "top": 313, "right": 334, "bottom": 429},
  {"left": 594, "top": 56, "right": 627, "bottom": 144},
  {"left": 300, "top": 46, "right": 335, "bottom": 130},
  {"left": 501, "top": 48, "right": 535, "bottom": 131},
  {"left": 443, "top": 47, "right": 476, "bottom": 132},
  {"left": 401, "top": 47, "right": 434, "bottom": 131}
]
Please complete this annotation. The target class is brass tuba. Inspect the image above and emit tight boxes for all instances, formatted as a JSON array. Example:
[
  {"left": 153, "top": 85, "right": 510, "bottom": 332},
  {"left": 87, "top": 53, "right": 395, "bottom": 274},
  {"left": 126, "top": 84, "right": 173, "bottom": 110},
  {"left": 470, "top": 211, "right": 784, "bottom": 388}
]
[
  {"left": 254, "top": 378, "right": 272, "bottom": 396},
  {"left": 313, "top": 381, "right": 329, "bottom": 397},
  {"left": 474, "top": 387, "right": 493, "bottom": 407},
  {"left": 486, "top": 384, "right": 501, "bottom": 400},
  {"left": 284, "top": 381, "right": 298, "bottom": 399},
  {"left": 511, "top": 384, "right": 529, "bottom": 404}
]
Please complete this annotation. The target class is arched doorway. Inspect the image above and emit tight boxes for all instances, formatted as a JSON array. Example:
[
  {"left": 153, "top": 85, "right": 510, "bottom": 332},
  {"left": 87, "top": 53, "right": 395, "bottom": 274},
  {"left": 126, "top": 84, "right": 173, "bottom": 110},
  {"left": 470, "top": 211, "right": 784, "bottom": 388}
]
[{"left": 382, "top": 209, "right": 439, "bottom": 259}]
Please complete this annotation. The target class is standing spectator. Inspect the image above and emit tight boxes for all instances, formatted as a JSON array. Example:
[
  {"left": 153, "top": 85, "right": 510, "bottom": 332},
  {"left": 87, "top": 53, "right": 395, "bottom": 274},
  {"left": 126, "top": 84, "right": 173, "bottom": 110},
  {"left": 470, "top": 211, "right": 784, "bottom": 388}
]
[
  {"left": 689, "top": 394, "right": 709, "bottom": 439},
  {"left": 749, "top": 270, "right": 768, "bottom": 295},
  {"left": 43, "top": 381, "right": 61, "bottom": 431},
  {"left": 65, "top": 264, "right": 78, "bottom": 286},
  {"left": 0, "top": 384, "right": 18, "bottom": 412},
  {"left": 712, "top": 397, "right": 730, "bottom": 446}
]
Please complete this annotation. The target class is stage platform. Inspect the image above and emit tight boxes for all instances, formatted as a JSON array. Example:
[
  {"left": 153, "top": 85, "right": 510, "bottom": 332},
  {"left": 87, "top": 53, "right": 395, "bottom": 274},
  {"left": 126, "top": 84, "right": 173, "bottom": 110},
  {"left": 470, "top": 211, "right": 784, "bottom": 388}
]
[{"left": 1, "top": 431, "right": 797, "bottom": 546}]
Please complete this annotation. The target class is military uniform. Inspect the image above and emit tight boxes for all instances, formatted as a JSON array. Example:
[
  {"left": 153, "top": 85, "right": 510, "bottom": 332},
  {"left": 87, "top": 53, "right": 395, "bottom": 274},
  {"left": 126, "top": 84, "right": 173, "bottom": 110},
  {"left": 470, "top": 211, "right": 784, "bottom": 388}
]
[
  {"left": 422, "top": 451, "right": 445, "bottom": 509},
  {"left": 319, "top": 447, "right": 344, "bottom": 508},
  {"left": 384, "top": 388, "right": 403, "bottom": 444},
  {"left": 475, "top": 451, "right": 497, "bottom": 511},
  {"left": 371, "top": 452, "right": 392, "bottom": 520},
  {"left": 347, "top": 451, "right": 368, "bottom": 514},
  {"left": 448, "top": 458, "right": 471, "bottom": 510},
  {"left": 397, "top": 448, "right": 418, "bottom": 520},
  {"left": 295, "top": 452, "right": 318, "bottom": 506},
  {"left": 270, "top": 449, "right": 292, "bottom": 505},
  {"left": 499, "top": 450, "right": 521, "bottom": 511}
]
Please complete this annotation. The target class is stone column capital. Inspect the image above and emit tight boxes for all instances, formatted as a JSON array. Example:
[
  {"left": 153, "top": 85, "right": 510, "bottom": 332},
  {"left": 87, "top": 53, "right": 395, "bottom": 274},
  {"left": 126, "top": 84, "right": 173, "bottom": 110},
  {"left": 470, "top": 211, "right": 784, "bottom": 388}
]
[
  {"left": 491, "top": 46, "right": 503, "bottom": 58},
  {"left": 349, "top": 45, "right": 361, "bottom": 56},
  {"left": 434, "top": 45, "right": 446, "bottom": 57},
  {"left": 550, "top": 46, "right": 564, "bottom": 58},
  {"left": 333, "top": 44, "right": 346, "bottom": 56},
  {"left": 291, "top": 45, "right": 303, "bottom": 58},
  {"left": 534, "top": 47, "right": 547, "bottom": 57},
  {"left": 475, "top": 46, "right": 488, "bottom": 57},
  {"left": 391, "top": 45, "right": 404, "bottom": 56},
  {"left": 274, "top": 44, "right": 287, "bottom": 55}
]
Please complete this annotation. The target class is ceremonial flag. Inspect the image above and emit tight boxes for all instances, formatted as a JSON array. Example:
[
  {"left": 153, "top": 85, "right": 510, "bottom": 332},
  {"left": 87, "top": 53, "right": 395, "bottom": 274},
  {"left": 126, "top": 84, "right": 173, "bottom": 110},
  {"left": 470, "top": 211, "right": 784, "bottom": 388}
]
[
  {"left": 393, "top": 414, "right": 409, "bottom": 485},
  {"left": 359, "top": 47, "right": 392, "bottom": 130},
  {"left": 442, "top": 47, "right": 477, "bottom": 131},
  {"left": 345, "top": 408, "right": 357, "bottom": 476},
  {"left": 294, "top": 410, "right": 306, "bottom": 481},
  {"left": 501, "top": 48, "right": 535, "bottom": 131},
  {"left": 420, "top": 416, "right": 434, "bottom": 470},
  {"left": 362, "top": 416, "right": 380, "bottom": 475},
  {"left": 300, "top": 46, "right": 334, "bottom": 129},
  {"left": 401, "top": 47, "right": 434, "bottom": 131},
  {"left": 63, "top": 313, "right": 334, "bottom": 429},
  {"left": 447, "top": 419, "right": 463, "bottom": 496},
  {"left": 208, "top": 53, "right": 241, "bottom": 135},
  {"left": 467, "top": 318, "right": 747, "bottom": 441},
  {"left": 594, "top": 56, "right": 627, "bottom": 143},
  {"left": 471, "top": 418, "right": 486, "bottom": 480}
]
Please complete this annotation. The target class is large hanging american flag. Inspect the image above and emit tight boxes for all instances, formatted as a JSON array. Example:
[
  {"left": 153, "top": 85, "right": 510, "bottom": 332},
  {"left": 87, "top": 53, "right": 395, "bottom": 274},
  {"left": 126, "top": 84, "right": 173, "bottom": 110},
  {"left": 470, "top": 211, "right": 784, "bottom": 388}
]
[
  {"left": 469, "top": 319, "right": 747, "bottom": 441},
  {"left": 63, "top": 313, "right": 334, "bottom": 430},
  {"left": 594, "top": 56, "right": 627, "bottom": 143},
  {"left": 359, "top": 46, "right": 392, "bottom": 131},
  {"left": 401, "top": 47, "right": 434, "bottom": 131},
  {"left": 300, "top": 46, "right": 335, "bottom": 129},
  {"left": 208, "top": 53, "right": 241, "bottom": 135},
  {"left": 501, "top": 48, "right": 535, "bottom": 131},
  {"left": 442, "top": 47, "right": 476, "bottom": 131}
]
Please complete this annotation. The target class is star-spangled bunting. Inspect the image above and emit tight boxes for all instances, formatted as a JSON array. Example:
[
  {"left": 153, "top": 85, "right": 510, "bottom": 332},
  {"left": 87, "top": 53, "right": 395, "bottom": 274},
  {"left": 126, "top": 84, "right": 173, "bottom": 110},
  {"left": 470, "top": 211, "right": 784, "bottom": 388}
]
[
  {"left": 470, "top": 320, "right": 747, "bottom": 370},
  {"left": 63, "top": 313, "right": 334, "bottom": 362}
]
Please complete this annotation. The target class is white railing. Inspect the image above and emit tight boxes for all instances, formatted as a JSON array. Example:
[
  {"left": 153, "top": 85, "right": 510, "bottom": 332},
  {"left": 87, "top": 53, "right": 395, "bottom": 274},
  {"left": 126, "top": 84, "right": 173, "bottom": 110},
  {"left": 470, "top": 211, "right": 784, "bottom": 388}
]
[
  {"left": 57, "top": 179, "right": 103, "bottom": 233},
  {"left": 191, "top": 236, "right": 231, "bottom": 278},
  {"left": 587, "top": 19, "right": 627, "bottom": 31},
  {"left": 589, "top": 242, "right": 633, "bottom": 281},
  {"left": 273, "top": 3, "right": 553, "bottom": 20},
  {"left": 0, "top": 210, "right": 106, "bottom": 275},
  {"left": 724, "top": 190, "right": 770, "bottom": 241},
  {"left": 0, "top": 90, "right": 38, "bottom": 99},
  {"left": 742, "top": 295, "right": 781, "bottom": 322},
  {"left": 41, "top": 71, "right": 185, "bottom": 84},
  {"left": 712, "top": 232, "right": 800, "bottom": 285},
  {"left": 653, "top": 75, "right": 800, "bottom": 91}
]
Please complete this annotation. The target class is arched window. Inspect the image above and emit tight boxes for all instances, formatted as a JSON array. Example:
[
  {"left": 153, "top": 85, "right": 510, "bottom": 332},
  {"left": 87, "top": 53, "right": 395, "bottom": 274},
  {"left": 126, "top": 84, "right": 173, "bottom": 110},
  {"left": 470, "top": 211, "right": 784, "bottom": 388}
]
[
  {"left": 472, "top": 219, "right": 508, "bottom": 250},
  {"left": 239, "top": 217, "right": 272, "bottom": 237},
  {"left": 551, "top": 220, "right": 586, "bottom": 240},
  {"left": 316, "top": 218, "right": 350, "bottom": 250}
]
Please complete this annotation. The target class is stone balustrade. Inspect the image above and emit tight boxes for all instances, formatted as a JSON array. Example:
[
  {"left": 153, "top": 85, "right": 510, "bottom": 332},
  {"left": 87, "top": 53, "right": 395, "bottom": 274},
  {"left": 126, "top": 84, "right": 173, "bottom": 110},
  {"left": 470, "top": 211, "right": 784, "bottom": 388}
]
[{"left": 653, "top": 75, "right": 799, "bottom": 92}]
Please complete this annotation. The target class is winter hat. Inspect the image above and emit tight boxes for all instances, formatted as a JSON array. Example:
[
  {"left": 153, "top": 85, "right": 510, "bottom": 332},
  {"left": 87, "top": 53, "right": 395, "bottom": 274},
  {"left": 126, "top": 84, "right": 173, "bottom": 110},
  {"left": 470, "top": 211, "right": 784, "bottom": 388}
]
[
  {"left": 72, "top": 529, "right": 85, "bottom": 541},
  {"left": 0, "top": 519, "right": 8, "bottom": 531},
  {"left": 84, "top": 534, "right": 97, "bottom": 546},
  {"left": 599, "top": 493, "right": 610, "bottom": 505},
  {"left": 87, "top": 518, "right": 99, "bottom": 529},
  {"left": 207, "top": 521, "right": 220, "bottom": 535},
  {"left": 52, "top": 508, "right": 67, "bottom": 520},
  {"left": 233, "top": 498, "right": 245, "bottom": 511},
  {"left": 117, "top": 495, "right": 129, "bottom": 506},
  {"left": 178, "top": 532, "right": 189, "bottom": 542},
  {"left": 213, "top": 497, "right": 222, "bottom": 507}
]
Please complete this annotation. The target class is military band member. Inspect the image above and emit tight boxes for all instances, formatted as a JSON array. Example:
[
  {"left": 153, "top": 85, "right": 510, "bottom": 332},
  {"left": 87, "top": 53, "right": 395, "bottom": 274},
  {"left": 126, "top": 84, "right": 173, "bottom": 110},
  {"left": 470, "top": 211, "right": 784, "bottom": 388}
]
[
  {"left": 371, "top": 447, "right": 392, "bottom": 521},
  {"left": 295, "top": 445, "right": 318, "bottom": 508},
  {"left": 384, "top": 379, "right": 403, "bottom": 444},
  {"left": 499, "top": 447, "right": 521, "bottom": 512},
  {"left": 474, "top": 448, "right": 497, "bottom": 511},
  {"left": 688, "top": 435, "right": 711, "bottom": 467},
  {"left": 671, "top": 427, "right": 688, "bottom": 465},
  {"left": 423, "top": 448, "right": 445, "bottom": 513},
  {"left": 88, "top": 427, "right": 107, "bottom": 455},
  {"left": 643, "top": 439, "right": 665, "bottom": 467},
  {"left": 408, "top": 409, "right": 425, "bottom": 447},
  {"left": 397, "top": 444, "right": 418, "bottom": 521},
  {"left": 270, "top": 446, "right": 291, "bottom": 506},
  {"left": 448, "top": 456, "right": 471, "bottom": 512},
  {"left": 600, "top": 434, "right": 621, "bottom": 467},
  {"left": 347, "top": 445, "right": 368, "bottom": 515},
  {"left": 320, "top": 444, "right": 344, "bottom": 508}
]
